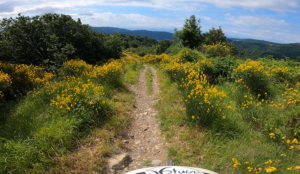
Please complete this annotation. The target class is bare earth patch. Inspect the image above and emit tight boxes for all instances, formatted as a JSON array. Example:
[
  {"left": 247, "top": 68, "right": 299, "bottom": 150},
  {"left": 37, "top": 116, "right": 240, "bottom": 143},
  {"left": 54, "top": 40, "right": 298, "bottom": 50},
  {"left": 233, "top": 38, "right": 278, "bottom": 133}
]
[{"left": 114, "top": 65, "right": 168, "bottom": 173}]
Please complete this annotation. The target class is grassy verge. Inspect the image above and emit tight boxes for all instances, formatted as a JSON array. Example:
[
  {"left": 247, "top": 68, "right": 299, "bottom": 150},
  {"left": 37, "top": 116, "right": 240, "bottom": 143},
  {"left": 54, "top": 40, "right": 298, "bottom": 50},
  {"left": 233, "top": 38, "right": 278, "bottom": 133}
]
[
  {"left": 50, "top": 88, "right": 134, "bottom": 173},
  {"left": 123, "top": 63, "right": 143, "bottom": 84},
  {"left": 0, "top": 59, "right": 133, "bottom": 173},
  {"left": 156, "top": 69, "right": 300, "bottom": 174},
  {"left": 146, "top": 68, "right": 154, "bottom": 94}
]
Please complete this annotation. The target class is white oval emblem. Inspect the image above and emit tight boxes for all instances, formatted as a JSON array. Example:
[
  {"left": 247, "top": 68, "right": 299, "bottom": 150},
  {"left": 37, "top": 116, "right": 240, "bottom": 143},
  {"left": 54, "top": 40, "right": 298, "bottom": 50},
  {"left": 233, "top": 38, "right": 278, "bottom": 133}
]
[{"left": 125, "top": 166, "right": 218, "bottom": 174}]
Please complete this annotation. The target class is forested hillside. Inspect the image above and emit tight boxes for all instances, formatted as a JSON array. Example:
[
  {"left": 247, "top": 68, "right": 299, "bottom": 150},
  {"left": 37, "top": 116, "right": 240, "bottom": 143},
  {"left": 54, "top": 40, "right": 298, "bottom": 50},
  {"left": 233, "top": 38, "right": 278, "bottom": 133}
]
[
  {"left": 91, "top": 27, "right": 173, "bottom": 41},
  {"left": 229, "top": 39, "right": 300, "bottom": 60}
]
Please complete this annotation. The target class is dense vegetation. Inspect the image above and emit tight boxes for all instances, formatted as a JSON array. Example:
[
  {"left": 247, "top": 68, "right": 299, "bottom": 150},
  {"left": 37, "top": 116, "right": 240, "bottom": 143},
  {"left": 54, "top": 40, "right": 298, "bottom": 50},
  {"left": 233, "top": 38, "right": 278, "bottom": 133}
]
[
  {"left": 0, "top": 14, "right": 123, "bottom": 72},
  {"left": 0, "top": 13, "right": 142, "bottom": 173},
  {"left": 120, "top": 15, "right": 300, "bottom": 174},
  {"left": 1, "top": 12, "right": 300, "bottom": 173},
  {"left": 119, "top": 34, "right": 158, "bottom": 48},
  {"left": 0, "top": 56, "right": 140, "bottom": 173},
  {"left": 126, "top": 47, "right": 300, "bottom": 173},
  {"left": 228, "top": 39, "right": 300, "bottom": 60}
]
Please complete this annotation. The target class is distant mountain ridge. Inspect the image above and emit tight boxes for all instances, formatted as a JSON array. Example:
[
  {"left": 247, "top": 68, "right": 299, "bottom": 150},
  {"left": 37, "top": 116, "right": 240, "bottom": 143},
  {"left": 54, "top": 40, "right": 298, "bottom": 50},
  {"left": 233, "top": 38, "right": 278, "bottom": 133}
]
[
  {"left": 91, "top": 27, "right": 173, "bottom": 41},
  {"left": 227, "top": 38, "right": 280, "bottom": 45},
  {"left": 91, "top": 27, "right": 300, "bottom": 60}
]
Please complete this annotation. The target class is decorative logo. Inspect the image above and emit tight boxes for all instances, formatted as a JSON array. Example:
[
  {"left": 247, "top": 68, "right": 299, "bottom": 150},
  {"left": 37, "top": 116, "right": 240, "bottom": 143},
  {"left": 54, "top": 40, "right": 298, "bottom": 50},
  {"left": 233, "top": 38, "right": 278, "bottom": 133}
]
[{"left": 135, "top": 167, "right": 209, "bottom": 174}]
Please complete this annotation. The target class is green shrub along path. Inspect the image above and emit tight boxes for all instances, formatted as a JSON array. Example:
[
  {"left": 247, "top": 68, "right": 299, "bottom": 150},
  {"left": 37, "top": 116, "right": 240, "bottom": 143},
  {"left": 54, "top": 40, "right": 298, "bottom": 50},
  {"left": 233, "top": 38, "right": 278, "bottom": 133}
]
[{"left": 125, "top": 51, "right": 300, "bottom": 174}]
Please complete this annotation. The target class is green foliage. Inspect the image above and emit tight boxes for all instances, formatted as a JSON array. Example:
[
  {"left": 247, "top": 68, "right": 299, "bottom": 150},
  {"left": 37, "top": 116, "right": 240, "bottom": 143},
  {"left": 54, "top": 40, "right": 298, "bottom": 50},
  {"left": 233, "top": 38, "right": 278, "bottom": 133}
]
[
  {"left": 155, "top": 40, "right": 173, "bottom": 55},
  {"left": 226, "top": 42, "right": 240, "bottom": 56},
  {"left": 230, "top": 40, "right": 300, "bottom": 60},
  {"left": 204, "top": 27, "right": 226, "bottom": 45},
  {"left": 123, "top": 63, "right": 142, "bottom": 84},
  {"left": 178, "top": 47, "right": 201, "bottom": 62},
  {"left": 120, "top": 34, "right": 158, "bottom": 48},
  {"left": 165, "top": 44, "right": 182, "bottom": 55},
  {"left": 211, "top": 56, "right": 239, "bottom": 83},
  {"left": 174, "top": 15, "right": 203, "bottom": 49},
  {"left": 0, "top": 13, "right": 123, "bottom": 72},
  {"left": 202, "top": 43, "right": 231, "bottom": 58},
  {"left": 146, "top": 68, "right": 154, "bottom": 94},
  {"left": 59, "top": 59, "right": 92, "bottom": 77}
]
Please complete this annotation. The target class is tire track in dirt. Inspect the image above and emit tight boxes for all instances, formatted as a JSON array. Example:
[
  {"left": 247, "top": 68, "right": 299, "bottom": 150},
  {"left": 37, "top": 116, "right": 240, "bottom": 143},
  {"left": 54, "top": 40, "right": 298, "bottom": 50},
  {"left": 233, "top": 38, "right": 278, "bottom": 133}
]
[{"left": 116, "top": 65, "right": 167, "bottom": 173}]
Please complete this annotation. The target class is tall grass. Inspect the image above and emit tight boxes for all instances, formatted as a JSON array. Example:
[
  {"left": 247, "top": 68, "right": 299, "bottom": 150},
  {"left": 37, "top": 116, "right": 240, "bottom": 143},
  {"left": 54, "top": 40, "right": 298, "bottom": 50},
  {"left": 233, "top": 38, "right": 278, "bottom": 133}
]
[
  {"left": 140, "top": 50, "right": 300, "bottom": 173},
  {"left": 0, "top": 59, "right": 126, "bottom": 173}
]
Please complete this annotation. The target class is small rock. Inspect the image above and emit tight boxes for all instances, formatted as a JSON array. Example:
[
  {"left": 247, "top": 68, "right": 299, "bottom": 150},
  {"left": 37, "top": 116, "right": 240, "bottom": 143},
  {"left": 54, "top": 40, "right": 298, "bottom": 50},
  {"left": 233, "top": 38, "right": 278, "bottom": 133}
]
[
  {"left": 143, "top": 126, "right": 149, "bottom": 131},
  {"left": 155, "top": 145, "right": 160, "bottom": 149},
  {"left": 151, "top": 160, "right": 161, "bottom": 166},
  {"left": 135, "top": 140, "right": 141, "bottom": 145},
  {"left": 143, "top": 112, "right": 148, "bottom": 116},
  {"left": 148, "top": 138, "right": 156, "bottom": 143},
  {"left": 123, "top": 140, "right": 129, "bottom": 143},
  {"left": 108, "top": 153, "right": 129, "bottom": 170}
]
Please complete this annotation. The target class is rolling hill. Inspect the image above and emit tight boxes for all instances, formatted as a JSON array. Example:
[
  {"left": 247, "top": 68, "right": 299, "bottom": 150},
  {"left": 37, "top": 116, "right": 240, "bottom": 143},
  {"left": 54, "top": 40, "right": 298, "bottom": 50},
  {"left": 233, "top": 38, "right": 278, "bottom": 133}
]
[
  {"left": 91, "top": 27, "right": 173, "bottom": 41},
  {"left": 91, "top": 27, "right": 300, "bottom": 60}
]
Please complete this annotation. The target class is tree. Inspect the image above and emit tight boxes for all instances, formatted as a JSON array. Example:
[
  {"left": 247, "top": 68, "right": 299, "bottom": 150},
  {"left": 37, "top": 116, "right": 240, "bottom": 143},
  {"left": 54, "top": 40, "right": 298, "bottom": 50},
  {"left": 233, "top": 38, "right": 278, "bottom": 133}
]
[
  {"left": 0, "top": 13, "right": 123, "bottom": 71},
  {"left": 204, "top": 27, "right": 226, "bottom": 45},
  {"left": 174, "top": 15, "right": 203, "bottom": 49}
]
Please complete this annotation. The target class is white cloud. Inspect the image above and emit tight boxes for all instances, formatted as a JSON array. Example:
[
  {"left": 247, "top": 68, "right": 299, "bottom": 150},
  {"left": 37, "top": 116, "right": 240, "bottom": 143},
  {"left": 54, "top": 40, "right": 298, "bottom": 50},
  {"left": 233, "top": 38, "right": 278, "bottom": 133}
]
[
  {"left": 0, "top": 0, "right": 299, "bottom": 43},
  {"left": 224, "top": 27, "right": 300, "bottom": 43},
  {"left": 0, "top": 0, "right": 299, "bottom": 15},
  {"left": 73, "top": 12, "right": 182, "bottom": 29},
  {"left": 225, "top": 13, "right": 290, "bottom": 29},
  {"left": 203, "top": 16, "right": 211, "bottom": 20}
]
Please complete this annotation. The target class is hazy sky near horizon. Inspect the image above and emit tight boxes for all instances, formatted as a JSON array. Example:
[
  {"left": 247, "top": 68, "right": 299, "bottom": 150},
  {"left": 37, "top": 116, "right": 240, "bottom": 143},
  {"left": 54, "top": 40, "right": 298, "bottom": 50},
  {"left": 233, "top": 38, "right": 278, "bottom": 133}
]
[{"left": 0, "top": 0, "right": 299, "bottom": 43}]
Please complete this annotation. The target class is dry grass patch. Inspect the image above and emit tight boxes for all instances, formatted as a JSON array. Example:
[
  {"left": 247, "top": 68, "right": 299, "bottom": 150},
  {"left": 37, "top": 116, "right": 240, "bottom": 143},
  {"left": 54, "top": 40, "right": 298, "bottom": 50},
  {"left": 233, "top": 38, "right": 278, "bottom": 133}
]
[{"left": 51, "top": 89, "right": 134, "bottom": 173}]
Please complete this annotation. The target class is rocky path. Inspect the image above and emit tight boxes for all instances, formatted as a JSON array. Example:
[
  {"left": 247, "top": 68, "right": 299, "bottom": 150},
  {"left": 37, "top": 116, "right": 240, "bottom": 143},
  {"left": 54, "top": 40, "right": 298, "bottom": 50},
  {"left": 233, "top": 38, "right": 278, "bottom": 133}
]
[{"left": 112, "top": 65, "right": 168, "bottom": 174}]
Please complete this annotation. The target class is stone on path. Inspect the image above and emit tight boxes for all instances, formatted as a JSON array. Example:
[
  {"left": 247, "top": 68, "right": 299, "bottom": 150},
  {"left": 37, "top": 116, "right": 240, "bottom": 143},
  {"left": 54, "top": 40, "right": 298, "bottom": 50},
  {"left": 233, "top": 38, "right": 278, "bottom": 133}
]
[
  {"left": 148, "top": 138, "right": 156, "bottom": 143},
  {"left": 151, "top": 160, "right": 161, "bottom": 166},
  {"left": 108, "top": 153, "right": 129, "bottom": 170}
]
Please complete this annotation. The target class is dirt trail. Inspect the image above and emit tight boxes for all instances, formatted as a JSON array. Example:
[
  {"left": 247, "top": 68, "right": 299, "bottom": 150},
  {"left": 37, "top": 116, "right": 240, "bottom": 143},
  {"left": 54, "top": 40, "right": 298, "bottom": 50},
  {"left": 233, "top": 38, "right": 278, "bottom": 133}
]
[{"left": 117, "top": 65, "right": 167, "bottom": 173}]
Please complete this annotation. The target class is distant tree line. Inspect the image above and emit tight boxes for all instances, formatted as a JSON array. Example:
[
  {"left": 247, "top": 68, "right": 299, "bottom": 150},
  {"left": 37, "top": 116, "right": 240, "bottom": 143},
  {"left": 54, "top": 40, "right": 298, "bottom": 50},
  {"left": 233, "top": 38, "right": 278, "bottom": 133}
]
[
  {"left": 119, "top": 34, "right": 158, "bottom": 48},
  {"left": 174, "top": 15, "right": 227, "bottom": 49},
  {"left": 0, "top": 13, "right": 123, "bottom": 72}
]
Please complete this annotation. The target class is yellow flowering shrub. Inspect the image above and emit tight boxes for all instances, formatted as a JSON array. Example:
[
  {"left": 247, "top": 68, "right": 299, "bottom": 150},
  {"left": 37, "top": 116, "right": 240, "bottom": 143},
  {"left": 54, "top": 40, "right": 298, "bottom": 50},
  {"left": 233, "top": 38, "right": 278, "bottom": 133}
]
[
  {"left": 199, "top": 59, "right": 215, "bottom": 75},
  {"left": 0, "top": 62, "right": 55, "bottom": 98},
  {"left": 0, "top": 71, "right": 12, "bottom": 98},
  {"left": 60, "top": 59, "right": 92, "bottom": 77},
  {"left": 234, "top": 60, "right": 272, "bottom": 98},
  {"left": 120, "top": 56, "right": 139, "bottom": 64},
  {"left": 48, "top": 78, "right": 106, "bottom": 114},
  {"left": 178, "top": 47, "right": 201, "bottom": 62},
  {"left": 180, "top": 69, "right": 229, "bottom": 126},
  {"left": 87, "top": 60, "right": 123, "bottom": 86},
  {"left": 203, "top": 43, "right": 230, "bottom": 58},
  {"left": 272, "top": 66, "right": 290, "bottom": 80}
]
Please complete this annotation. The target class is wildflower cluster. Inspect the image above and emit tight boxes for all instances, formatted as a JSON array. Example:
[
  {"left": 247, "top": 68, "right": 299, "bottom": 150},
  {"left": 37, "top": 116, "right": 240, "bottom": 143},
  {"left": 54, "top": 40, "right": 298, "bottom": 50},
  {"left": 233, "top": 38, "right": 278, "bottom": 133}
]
[
  {"left": 234, "top": 60, "right": 272, "bottom": 97},
  {"left": 86, "top": 60, "right": 123, "bottom": 85},
  {"left": 281, "top": 83, "right": 300, "bottom": 108},
  {"left": 60, "top": 59, "right": 92, "bottom": 77},
  {"left": 0, "top": 71, "right": 12, "bottom": 97},
  {"left": 272, "top": 66, "right": 291, "bottom": 82},
  {"left": 199, "top": 59, "right": 215, "bottom": 75},
  {"left": 202, "top": 43, "right": 230, "bottom": 58},
  {"left": 48, "top": 78, "right": 106, "bottom": 113},
  {"left": 120, "top": 56, "right": 140, "bottom": 64},
  {"left": 0, "top": 61, "right": 55, "bottom": 98},
  {"left": 159, "top": 53, "right": 232, "bottom": 127},
  {"left": 142, "top": 53, "right": 170, "bottom": 64},
  {"left": 180, "top": 69, "right": 230, "bottom": 126}
]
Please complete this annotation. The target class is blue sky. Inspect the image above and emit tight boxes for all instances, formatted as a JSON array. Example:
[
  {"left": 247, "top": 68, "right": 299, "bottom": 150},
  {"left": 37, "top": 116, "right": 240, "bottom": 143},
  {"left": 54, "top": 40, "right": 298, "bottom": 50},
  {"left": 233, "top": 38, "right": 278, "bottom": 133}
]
[{"left": 0, "top": 0, "right": 299, "bottom": 43}]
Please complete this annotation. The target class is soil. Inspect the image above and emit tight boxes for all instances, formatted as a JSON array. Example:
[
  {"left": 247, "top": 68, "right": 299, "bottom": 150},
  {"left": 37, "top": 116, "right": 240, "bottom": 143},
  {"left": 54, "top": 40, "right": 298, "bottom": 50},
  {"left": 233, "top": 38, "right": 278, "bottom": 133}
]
[{"left": 116, "top": 65, "right": 168, "bottom": 173}]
